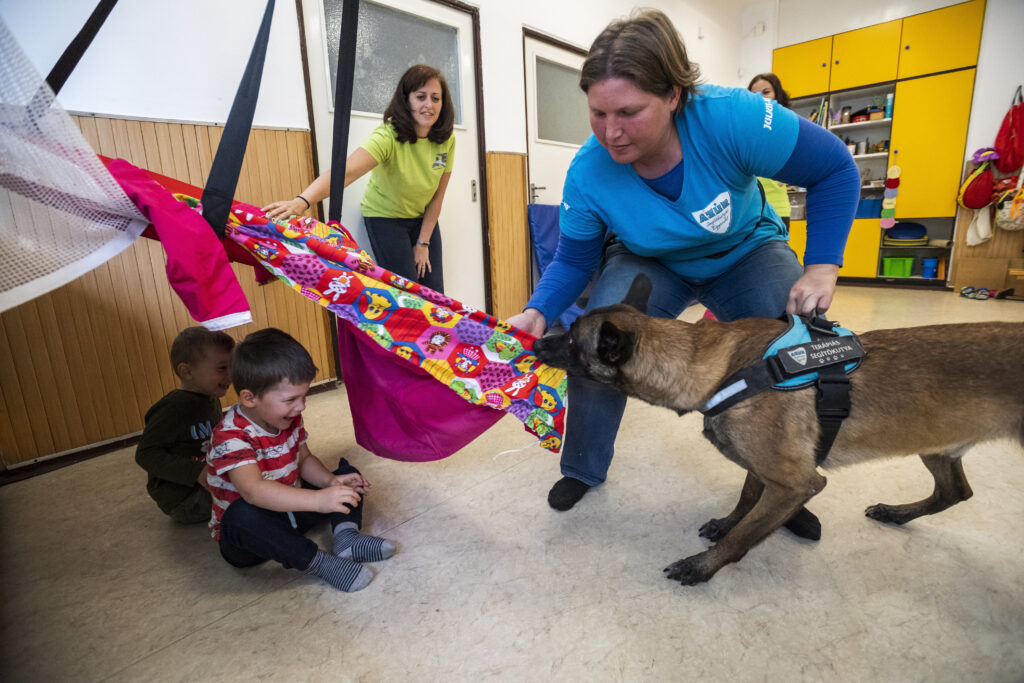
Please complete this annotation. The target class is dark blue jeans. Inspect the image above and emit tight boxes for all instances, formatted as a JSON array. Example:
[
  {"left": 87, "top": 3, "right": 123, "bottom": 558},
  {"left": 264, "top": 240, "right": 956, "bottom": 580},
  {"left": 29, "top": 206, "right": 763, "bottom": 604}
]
[
  {"left": 364, "top": 216, "right": 444, "bottom": 293},
  {"left": 218, "top": 458, "right": 362, "bottom": 571},
  {"left": 559, "top": 239, "right": 804, "bottom": 486}
]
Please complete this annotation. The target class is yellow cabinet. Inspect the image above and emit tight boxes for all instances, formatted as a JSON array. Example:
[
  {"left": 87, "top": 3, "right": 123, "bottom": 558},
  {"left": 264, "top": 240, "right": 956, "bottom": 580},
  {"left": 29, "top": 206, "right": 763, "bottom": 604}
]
[
  {"left": 897, "top": 0, "right": 985, "bottom": 79},
  {"left": 788, "top": 220, "right": 881, "bottom": 279},
  {"left": 772, "top": 37, "right": 832, "bottom": 98},
  {"left": 829, "top": 20, "right": 902, "bottom": 91},
  {"left": 890, "top": 69, "right": 975, "bottom": 218}
]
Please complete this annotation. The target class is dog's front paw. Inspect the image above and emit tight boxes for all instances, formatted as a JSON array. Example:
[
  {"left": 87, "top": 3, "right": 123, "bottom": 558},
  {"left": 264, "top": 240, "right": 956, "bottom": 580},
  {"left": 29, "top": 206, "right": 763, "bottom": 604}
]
[
  {"left": 698, "top": 517, "right": 733, "bottom": 542},
  {"left": 663, "top": 553, "right": 714, "bottom": 585}
]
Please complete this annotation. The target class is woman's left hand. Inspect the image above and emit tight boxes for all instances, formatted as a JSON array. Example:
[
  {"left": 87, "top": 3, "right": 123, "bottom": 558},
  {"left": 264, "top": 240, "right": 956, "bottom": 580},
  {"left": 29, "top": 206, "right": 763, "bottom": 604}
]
[
  {"left": 414, "top": 243, "right": 431, "bottom": 278},
  {"left": 787, "top": 263, "right": 840, "bottom": 315}
]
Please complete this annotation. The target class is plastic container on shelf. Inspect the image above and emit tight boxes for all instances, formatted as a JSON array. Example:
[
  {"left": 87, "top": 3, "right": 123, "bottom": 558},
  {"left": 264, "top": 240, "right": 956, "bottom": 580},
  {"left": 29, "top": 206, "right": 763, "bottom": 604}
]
[
  {"left": 922, "top": 257, "right": 939, "bottom": 278},
  {"left": 882, "top": 257, "right": 914, "bottom": 277},
  {"left": 855, "top": 197, "right": 882, "bottom": 218}
]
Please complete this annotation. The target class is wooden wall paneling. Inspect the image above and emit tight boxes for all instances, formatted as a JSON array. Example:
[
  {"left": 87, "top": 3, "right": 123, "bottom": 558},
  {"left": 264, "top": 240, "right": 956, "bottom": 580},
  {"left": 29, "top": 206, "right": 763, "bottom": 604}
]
[
  {"left": 1, "top": 117, "right": 332, "bottom": 466},
  {"left": 181, "top": 123, "right": 204, "bottom": 185},
  {"left": 0, "top": 320, "right": 35, "bottom": 462},
  {"left": 124, "top": 119, "right": 149, "bottom": 169},
  {"left": 80, "top": 267, "right": 135, "bottom": 434},
  {"left": 139, "top": 121, "right": 162, "bottom": 173},
  {"left": 54, "top": 275, "right": 108, "bottom": 444},
  {"left": 0, "top": 352, "right": 21, "bottom": 464},
  {"left": 33, "top": 293, "right": 88, "bottom": 450},
  {"left": 24, "top": 299, "right": 75, "bottom": 452},
  {"left": 3, "top": 304, "right": 57, "bottom": 456},
  {"left": 484, "top": 152, "right": 531, "bottom": 320}
]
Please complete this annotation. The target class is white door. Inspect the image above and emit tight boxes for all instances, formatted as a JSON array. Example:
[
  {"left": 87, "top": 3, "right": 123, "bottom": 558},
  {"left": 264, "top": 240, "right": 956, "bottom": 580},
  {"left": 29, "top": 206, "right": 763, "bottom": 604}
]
[
  {"left": 301, "top": 0, "right": 485, "bottom": 309},
  {"left": 523, "top": 36, "right": 589, "bottom": 207}
]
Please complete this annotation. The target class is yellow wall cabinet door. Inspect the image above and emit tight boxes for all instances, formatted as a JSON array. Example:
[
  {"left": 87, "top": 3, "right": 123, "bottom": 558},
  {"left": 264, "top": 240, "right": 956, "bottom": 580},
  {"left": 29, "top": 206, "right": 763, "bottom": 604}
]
[
  {"left": 830, "top": 20, "right": 902, "bottom": 91},
  {"left": 839, "top": 219, "right": 883, "bottom": 278},
  {"left": 897, "top": 0, "right": 985, "bottom": 79},
  {"left": 788, "top": 220, "right": 808, "bottom": 264},
  {"left": 773, "top": 36, "right": 832, "bottom": 98},
  {"left": 787, "top": 219, "right": 881, "bottom": 278},
  {"left": 890, "top": 68, "right": 975, "bottom": 218}
]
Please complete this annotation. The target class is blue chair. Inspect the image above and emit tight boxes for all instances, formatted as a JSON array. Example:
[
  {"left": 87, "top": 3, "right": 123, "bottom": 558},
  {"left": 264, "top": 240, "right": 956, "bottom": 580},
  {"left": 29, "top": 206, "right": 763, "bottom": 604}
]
[{"left": 527, "top": 203, "right": 585, "bottom": 329}]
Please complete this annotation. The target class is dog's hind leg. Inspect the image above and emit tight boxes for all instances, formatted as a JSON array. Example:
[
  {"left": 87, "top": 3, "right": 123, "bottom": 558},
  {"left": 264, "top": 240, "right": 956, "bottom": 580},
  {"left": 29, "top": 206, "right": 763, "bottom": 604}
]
[
  {"left": 699, "top": 471, "right": 763, "bottom": 542},
  {"left": 865, "top": 449, "right": 973, "bottom": 525}
]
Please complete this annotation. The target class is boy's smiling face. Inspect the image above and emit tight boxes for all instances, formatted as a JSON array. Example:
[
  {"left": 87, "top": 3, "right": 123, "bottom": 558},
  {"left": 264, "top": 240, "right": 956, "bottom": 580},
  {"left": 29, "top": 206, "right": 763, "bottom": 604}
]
[
  {"left": 239, "top": 378, "right": 311, "bottom": 433},
  {"left": 179, "top": 347, "right": 232, "bottom": 398}
]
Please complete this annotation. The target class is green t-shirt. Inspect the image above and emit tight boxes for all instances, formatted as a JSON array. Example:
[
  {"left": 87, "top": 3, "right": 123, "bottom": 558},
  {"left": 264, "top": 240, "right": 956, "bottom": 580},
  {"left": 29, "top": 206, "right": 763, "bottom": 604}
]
[
  {"left": 758, "top": 176, "right": 791, "bottom": 218},
  {"left": 360, "top": 122, "right": 455, "bottom": 219}
]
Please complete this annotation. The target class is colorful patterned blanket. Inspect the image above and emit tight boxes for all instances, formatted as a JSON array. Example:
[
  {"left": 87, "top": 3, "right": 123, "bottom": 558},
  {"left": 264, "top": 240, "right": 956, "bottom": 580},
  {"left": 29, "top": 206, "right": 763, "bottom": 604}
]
[{"left": 176, "top": 196, "right": 567, "bottom": 453}]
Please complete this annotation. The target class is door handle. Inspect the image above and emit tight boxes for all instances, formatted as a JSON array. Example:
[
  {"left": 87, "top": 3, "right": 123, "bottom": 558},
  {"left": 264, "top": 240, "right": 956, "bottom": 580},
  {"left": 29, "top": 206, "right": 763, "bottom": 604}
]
[{"left": 530, "top": 183, "right": 546, "bottom": 203}]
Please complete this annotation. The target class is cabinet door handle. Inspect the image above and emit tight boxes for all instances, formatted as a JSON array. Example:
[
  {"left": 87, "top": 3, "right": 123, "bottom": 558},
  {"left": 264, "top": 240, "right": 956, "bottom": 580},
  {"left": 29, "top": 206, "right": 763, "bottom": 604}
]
[
  {"left": 835, "top": 60, "right": 840, "bottom": 64},
  {"left": 822, "top": 62, "right": 827, "bottom": 67},
  {"left": 904, "top": 44, "right": 910, "bottom": 50}
]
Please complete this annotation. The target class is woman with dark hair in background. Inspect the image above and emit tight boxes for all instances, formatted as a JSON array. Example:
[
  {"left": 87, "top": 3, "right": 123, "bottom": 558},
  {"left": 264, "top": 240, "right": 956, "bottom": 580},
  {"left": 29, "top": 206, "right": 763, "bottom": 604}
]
[{"left": 265, "top": 64, "right": 455, "bottom": 292}]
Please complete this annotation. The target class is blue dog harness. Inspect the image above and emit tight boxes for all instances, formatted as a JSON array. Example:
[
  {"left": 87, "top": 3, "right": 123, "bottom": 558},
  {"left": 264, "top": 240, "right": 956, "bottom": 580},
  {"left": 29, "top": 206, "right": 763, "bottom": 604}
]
[{"left": 701, "top": 314, "right": 865, "bottom": 464}]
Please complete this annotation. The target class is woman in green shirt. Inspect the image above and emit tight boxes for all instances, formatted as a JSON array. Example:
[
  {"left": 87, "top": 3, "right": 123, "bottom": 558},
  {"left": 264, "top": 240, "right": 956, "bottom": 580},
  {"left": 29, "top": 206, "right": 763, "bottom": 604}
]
[{"left": 265, "top": 65, "right": 455, "bottom": 293}]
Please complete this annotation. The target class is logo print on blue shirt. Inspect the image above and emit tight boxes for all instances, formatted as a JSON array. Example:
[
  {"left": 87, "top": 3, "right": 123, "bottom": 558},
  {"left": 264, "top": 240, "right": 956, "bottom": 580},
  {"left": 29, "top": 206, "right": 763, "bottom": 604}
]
[{"left": 692, "top": 191, "right": 732, "bottom": 234}]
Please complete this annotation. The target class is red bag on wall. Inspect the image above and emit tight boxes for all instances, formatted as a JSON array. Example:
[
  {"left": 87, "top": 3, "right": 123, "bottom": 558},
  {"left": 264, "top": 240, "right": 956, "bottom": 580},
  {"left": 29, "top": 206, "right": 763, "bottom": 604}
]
[{"left": 994, "top": 86, "right": 1024, "bottom": 173}]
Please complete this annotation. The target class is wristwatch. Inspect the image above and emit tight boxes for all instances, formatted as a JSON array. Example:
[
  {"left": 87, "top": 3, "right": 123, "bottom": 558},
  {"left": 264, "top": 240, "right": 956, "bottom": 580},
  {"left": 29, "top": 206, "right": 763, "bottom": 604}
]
[{"left": 416, "top": 240, "right": 430, "bottom": 247}]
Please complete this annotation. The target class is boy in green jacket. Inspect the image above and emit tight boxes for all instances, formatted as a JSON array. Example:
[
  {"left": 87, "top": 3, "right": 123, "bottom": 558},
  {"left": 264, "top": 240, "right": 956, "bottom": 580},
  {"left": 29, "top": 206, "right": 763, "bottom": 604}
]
[{"left": 136, "top": 327, "right": 234, "bottom": 523}]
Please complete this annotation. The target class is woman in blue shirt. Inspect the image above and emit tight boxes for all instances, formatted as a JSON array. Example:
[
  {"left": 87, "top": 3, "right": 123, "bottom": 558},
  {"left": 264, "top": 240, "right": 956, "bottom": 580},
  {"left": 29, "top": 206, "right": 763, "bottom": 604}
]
[{"left": 508, "top": 9, "right": 859, "bottom": 537}]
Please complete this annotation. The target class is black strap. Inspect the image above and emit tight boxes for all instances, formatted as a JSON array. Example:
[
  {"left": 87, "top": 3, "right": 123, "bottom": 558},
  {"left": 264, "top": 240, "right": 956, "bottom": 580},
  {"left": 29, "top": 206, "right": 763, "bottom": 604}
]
[
  {"left": 813, "top": 362, "right": 850, "bottom": 465},
  {"left": 201, "top": 0, "right": 276, "bottom": 238},
  {"left": 327, "top": 0, "right": 360, "bottom": 222},
  {"left": 45, "top": 0, "right": 119, "bottom": 95}
]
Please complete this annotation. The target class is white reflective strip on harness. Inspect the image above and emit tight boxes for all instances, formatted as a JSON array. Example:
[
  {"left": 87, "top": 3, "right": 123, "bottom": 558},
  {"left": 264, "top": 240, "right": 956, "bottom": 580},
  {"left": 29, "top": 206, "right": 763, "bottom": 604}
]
[{"left": 704, "top": 379, "right": 749, "bottom": 412}]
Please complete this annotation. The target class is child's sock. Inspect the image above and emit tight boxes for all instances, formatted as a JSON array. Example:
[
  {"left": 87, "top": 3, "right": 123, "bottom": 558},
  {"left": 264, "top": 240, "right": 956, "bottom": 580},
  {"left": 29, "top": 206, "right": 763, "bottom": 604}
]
[
  {"left": 304, "top": 549, "right": 372, "bottom": 592},
  {"left": 332, "top": 521, "right": 396, "bottom": 562}
]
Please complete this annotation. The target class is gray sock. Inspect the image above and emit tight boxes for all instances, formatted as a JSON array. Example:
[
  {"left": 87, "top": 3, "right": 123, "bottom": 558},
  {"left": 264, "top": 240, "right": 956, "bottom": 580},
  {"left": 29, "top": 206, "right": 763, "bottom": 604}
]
[
  {"left": 332, "top": 521, "right": 396, "bottom": 562},
  {"left": 304, "top": 549, "right": 372, "bottom": 592}
]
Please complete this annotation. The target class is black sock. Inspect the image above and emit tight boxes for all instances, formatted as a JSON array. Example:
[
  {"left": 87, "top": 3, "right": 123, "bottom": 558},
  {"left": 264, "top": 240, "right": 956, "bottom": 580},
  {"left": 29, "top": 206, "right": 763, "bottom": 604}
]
[
  {"left": 783, "top": 507, "right": 822, "bottom": 541},
  {"left": 548, "top": 477, "right": 590, "bottom": 511}
]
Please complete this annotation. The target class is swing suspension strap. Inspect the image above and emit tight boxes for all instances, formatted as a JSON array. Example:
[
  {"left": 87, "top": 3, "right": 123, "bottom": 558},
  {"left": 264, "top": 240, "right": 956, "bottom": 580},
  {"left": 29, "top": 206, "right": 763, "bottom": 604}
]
[
  {"left": 201, "top": 0, "right": 277, "bottom": 238},
  {"left": 328, "top": 0, "right": 361, "bottom": 221}
]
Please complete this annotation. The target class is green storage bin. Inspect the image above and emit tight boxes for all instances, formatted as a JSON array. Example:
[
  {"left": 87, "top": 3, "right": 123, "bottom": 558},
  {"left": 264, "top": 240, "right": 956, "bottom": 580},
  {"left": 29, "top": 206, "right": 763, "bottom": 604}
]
[{"left": 882, "top": 257, "right": 914, "bottom": 277}]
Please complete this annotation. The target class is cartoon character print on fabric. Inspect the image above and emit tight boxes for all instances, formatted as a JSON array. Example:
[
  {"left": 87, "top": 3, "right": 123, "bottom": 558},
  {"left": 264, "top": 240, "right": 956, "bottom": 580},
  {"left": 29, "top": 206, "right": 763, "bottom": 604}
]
[{"left": 196, "top": 197, "right": 567, "bottom": 451}]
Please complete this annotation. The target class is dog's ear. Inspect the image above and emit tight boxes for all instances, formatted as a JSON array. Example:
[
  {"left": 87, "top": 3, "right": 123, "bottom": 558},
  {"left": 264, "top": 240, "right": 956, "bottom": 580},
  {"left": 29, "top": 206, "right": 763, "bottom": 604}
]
[
  {"left": 622, "top": 274, "right": 652, "bottom": 314},
  {"left": 597, "top": 320, "right": 635, "bottom": 366}
]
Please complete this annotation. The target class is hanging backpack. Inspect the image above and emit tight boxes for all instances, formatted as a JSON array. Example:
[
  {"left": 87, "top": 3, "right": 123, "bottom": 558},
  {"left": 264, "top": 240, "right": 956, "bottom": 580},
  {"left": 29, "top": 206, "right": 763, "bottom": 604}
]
[
  {"left": 957, "top": 160, "right": 995, "bottom": 209},
  {"left": 994, "top": 86, "right": 1024, "bottom": 173}
]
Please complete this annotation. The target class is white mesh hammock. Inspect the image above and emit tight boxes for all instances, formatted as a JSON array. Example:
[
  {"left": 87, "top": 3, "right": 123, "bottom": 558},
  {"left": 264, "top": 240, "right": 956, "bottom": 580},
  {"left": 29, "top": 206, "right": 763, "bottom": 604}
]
[{"left": 0, "top": 17, "right": 148, "bottom": 313}]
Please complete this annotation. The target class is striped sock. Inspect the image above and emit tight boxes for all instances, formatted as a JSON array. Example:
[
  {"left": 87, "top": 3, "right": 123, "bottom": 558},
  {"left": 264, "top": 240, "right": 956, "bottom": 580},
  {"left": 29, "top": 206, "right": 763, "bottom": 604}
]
[
  {"left": 304, "top": 550, "right": 372, "bottom": 592},
  {"left": 332, "top": 522, "right": 396, "bottom": 562}
]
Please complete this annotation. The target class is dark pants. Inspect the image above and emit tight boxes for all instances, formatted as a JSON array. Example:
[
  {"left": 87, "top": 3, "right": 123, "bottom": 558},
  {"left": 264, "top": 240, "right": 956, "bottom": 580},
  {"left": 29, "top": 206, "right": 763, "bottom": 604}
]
[
  {"left": 364, "top": 216, "right": 444, "bottom": 293},
  {"left": 168, "top": 485, "right": 212, "bottom": 525},
  {"left": 218, "top": 458, "right": 362, "bottom": 571}
]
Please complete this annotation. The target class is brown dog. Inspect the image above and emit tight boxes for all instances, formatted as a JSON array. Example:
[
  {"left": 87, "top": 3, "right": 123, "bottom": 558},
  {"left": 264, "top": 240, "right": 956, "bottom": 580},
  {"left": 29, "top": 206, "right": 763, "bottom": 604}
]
[{"left": 532, "top": 275, "right": 1024, "bottom": 585}]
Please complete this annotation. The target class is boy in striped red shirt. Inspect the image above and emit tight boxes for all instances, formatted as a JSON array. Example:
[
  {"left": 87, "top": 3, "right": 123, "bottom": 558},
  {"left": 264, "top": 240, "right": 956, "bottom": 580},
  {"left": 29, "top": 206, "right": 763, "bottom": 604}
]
[{"left": 207, "top": 328, "right": 394, "bottom": 592}]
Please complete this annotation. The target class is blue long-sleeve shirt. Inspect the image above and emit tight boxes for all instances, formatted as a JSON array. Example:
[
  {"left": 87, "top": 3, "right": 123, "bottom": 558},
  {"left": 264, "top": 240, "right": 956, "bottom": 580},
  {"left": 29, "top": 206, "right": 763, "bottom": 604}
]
[{"left": 527, "top": 85, "right": 860, "bottom": 323}]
